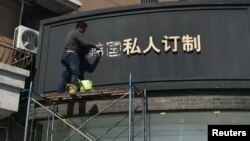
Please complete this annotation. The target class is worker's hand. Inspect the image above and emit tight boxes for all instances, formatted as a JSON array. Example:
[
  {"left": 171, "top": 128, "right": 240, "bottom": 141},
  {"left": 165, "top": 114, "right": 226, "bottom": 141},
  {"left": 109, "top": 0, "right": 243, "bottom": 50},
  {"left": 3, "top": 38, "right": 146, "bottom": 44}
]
[{"left": 95, "top": 43, "right": 103, "bottom": 50}]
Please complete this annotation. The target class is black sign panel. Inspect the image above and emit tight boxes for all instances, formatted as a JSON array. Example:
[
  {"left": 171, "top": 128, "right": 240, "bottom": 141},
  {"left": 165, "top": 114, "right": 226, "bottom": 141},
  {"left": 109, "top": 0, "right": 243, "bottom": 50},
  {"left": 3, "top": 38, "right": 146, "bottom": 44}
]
[
  {"left": 208, "top": 125, "right": 250, "bottom": 141},
  {"left": 35, "top": 1, "right": 250, "bottom": 94}
]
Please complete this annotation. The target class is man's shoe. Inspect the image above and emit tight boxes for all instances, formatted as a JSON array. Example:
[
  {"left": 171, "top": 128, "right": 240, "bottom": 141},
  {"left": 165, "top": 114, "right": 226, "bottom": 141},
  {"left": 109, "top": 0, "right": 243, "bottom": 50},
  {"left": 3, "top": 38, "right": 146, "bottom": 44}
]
[{"left": 67, "top": 84, "right": 78, "bottom": 94}]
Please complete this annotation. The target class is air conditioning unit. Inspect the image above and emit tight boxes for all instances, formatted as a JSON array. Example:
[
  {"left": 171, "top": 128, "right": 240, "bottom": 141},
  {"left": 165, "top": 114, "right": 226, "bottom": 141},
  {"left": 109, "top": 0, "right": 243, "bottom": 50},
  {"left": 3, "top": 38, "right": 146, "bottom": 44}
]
[{"left": 13, "top": 25, "right": 39, "bottom": 54}]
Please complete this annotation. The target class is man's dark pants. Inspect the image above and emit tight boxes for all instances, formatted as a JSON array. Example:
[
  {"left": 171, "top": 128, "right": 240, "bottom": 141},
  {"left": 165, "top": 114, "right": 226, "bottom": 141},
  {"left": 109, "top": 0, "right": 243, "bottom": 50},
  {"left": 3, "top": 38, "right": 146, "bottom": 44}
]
[{"left": 57, "top": 52, "right": 80, "bottom": 93}]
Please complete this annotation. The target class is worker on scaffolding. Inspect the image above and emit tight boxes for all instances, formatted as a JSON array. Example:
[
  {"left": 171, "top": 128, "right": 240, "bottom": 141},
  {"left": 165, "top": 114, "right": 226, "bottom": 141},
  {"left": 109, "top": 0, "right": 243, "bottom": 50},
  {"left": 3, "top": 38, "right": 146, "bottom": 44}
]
[{"left": 57, "top": 21, "right": 102, "bottom": 93}]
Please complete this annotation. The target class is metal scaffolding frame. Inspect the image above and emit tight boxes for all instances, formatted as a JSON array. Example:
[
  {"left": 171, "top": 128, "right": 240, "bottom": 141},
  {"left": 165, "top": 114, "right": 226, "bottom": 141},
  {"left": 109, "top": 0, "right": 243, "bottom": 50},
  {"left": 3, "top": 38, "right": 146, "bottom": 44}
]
[
  {"left": 24, "top": 74, "right": 148, "bottom": 141},
  {"left": 0, "top": 119, "right": 10, "bottom": 141}
]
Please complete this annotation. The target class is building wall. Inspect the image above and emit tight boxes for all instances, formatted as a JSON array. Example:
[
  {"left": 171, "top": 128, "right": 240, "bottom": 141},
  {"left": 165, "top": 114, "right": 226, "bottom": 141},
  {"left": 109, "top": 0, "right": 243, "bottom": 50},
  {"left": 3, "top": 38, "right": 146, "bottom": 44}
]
[
  {"left": 0, "top": 0, "right": 180, "bottom": 39},
  {"left": 35, "top": 90, "right": 250, "bottom": 118},
  {"left": 158, "top": 0, "right": 175, "bottom": 1},
  {"left": 32, "top": 1, "right": 250, "bottom": 140},
  {"left": 0, "top": 0, "right": 21, "bottom": 39},
  {"left": 35, "top": 1, "right": 250, "bottom": 93},
  {"left": 34, "top": 90, "right": 250, "bottom": 141},
  {"left": 36, "top": 112, "right": 250, "bottom": 141},
  {"left": 33, "top": 90, "right": 250, "bottom": 141},
  {"left": 79, "top": 0, "right": 140, "bottom": 11},
  {"left": 79, "top": 0, "right": 178, "bottom": 11}
]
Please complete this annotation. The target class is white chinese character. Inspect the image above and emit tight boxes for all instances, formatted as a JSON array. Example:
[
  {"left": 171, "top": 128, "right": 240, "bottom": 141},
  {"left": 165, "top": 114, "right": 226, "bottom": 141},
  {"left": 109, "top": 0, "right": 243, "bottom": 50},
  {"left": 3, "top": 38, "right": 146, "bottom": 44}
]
[
  {"left": 194, "top": 35, "right": 201, "bottom": 53},
  {"left": 182, "top": 35, "right": 201, "bottom": 53},
  {"left": 88, "top": 43, "right": 104, "bottom": 58},
  {"left": 162, "top": 35, "right": 180, "bottom": 53},
  {"left": 143, "top": 36, "right": 160, "bottom": 54},
  {"left": 106, "top": 41, "right": 121, "bottom": 57},
  {"left": 123, "top": 38, "right": 141, "bottom": 56},
  {"left": 96, "top": 46, "right": 104, "bottom": 57}
]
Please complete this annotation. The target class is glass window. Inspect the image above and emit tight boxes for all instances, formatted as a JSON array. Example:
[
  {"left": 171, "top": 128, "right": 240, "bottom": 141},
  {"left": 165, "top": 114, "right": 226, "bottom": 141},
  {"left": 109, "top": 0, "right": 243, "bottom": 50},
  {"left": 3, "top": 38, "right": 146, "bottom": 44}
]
[{"left": 36, "top": 112, "right": 250, "bottom": 141}]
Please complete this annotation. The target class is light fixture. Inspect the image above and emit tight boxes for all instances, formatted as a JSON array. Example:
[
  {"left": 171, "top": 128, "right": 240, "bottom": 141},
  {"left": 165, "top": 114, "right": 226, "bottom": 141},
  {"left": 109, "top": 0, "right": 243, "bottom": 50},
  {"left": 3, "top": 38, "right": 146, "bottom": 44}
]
[
  {"left": 160, "top": 112, "right": 166, "bottom": 115},
  {"left": 214, "top": 111, "right": 221, "bottom": 114}
]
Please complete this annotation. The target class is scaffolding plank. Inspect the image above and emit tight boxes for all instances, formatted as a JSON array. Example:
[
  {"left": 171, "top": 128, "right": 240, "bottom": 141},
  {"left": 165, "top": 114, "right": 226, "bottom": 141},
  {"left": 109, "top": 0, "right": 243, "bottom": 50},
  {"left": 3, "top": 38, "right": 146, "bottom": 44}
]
[{"left": 40, "top": 88, "right": 128, "bottom": 101}]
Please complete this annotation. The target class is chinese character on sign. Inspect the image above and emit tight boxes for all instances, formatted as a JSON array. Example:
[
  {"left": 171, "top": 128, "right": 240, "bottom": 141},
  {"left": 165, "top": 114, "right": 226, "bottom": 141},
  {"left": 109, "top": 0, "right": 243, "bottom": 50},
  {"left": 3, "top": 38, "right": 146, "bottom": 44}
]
[
  {"left": 106, "top": 41, "right": 122, "bottom": 57},
  {"left": 182, "top": 35, "right": 201, "bottom": 53},
  {"left": 143, "top": 36, "right": 161, "bottom": 54},
  {"left": 123, "top": 38, "right": 141, "bottom": 56},
  {"left": 122, "top": 34, "right": 201, "bottom": 56},
  {"left": 162, "top": 35, "right": 180, "bottom": 53},
  {"left": 87, "top": 43, "right": 104, "bottom": 58}
]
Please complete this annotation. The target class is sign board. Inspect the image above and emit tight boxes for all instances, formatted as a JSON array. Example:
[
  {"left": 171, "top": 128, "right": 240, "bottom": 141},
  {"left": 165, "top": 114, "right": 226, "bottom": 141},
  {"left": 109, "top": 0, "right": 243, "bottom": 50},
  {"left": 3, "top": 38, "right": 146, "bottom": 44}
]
[{"left": 35, "top": 0, "right": 250, "bottom": 94}]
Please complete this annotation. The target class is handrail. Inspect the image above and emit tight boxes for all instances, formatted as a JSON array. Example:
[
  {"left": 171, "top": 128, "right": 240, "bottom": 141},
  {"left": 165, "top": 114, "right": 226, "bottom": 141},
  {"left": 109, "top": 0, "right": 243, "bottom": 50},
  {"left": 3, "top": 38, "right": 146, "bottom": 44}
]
[
  {"left": 25, "top": 74, "right": 148, "bottom": 141},
  {"left": 63, "top": 92, "right": 129, "bottom": 141},
  {"left": 96, "top": 105, "right": 142, "bottom": 141},
  {"left": 0, "top": 44, "right": 34, "bottom": 69},
  {"left": 31, "top": 98, "right": 95, "bottom": 141}
]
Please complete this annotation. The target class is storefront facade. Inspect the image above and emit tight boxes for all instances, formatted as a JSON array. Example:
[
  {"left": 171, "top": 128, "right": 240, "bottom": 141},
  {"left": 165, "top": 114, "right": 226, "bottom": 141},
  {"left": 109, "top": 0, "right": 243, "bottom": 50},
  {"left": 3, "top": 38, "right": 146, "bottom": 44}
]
[{"left": 34, "top": 0, "right": 250, "bottom": 140}]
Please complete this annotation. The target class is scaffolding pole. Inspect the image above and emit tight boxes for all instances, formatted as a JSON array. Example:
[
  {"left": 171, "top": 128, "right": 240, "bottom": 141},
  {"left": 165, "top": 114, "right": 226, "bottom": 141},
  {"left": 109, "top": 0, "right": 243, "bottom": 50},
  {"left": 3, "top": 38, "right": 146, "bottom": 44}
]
[
  {"left": 45, "top": 104, "right": 55, "bottom": 141},
  {"left": 63, "top": 92, "right": 129, "bottom": 141},
  {"left": 128, "top": 73, "right": 135, "bottom": 141},
  {"left": 143, "top": 89, "right": 147, "bottom": 141},
  {"left": 132, "top": 82, "right": 135, "bottom": 141},
  {"left": 46, "top": 113, "right": 51, "bottom": 141},
  {"left": 24, "top": 82, "right": 32, "bottom": 141},
  {"left": 29, "top": 103, "right": 35, "bottom": 141},
  {"left": 31, "top": 98, "right": 94, "bottom": 141},
  {"left": 5, "top": 119, "right": 9, "bottom": 141},
  {"left": 50, "top": 104, "right": 55, "bottom": 141},
  {"left": 26, "top": 74, "right": 147, "bottom": 141},
  {"left": 128, "top": 74, "right": 132, "bottom": 141}
]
